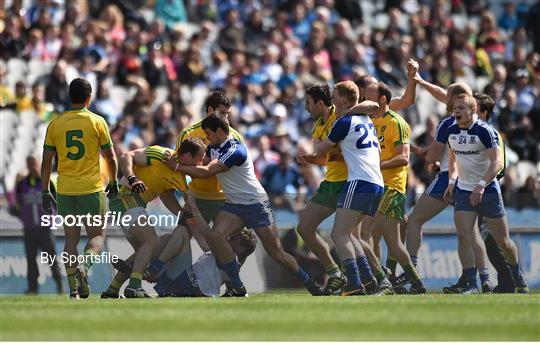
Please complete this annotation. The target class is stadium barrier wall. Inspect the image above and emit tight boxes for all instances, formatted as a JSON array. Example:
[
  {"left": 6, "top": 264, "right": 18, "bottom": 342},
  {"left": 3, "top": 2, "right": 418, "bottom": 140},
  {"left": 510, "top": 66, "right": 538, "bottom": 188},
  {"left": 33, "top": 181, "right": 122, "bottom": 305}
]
[{"left": 1, "top": 228, "right": 539, "bottom": 294}]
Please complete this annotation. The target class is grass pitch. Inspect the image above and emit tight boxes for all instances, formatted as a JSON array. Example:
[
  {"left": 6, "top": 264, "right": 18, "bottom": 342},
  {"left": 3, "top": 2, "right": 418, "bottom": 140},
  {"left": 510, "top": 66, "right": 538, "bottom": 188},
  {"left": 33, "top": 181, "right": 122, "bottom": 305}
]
[{"left": 1, "top": 293, "right": 539, "bottom": 341}]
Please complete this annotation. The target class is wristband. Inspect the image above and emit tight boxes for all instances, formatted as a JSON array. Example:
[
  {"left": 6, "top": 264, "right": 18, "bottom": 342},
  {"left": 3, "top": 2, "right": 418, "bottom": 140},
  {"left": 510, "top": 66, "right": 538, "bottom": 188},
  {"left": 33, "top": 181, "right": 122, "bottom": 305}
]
[
  {"left": 127, "top": 175, "right": 137, "bottom": 184},
  {"left": 477, "top": 180, "right": 487, "bottom": 188},
  {"left": 448, "top": 178, "right": 456, "bottom": 185}
]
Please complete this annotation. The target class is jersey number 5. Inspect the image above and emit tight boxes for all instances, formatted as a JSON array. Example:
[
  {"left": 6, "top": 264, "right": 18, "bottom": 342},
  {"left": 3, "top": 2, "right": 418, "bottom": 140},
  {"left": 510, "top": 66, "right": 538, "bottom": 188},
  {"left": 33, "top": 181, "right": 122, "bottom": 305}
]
[
  {"left": 355, "top": 123, "right": 379, "bottom": 149},
  {"left": 66, "top": 130, "right": 85, "bottom": 160}
]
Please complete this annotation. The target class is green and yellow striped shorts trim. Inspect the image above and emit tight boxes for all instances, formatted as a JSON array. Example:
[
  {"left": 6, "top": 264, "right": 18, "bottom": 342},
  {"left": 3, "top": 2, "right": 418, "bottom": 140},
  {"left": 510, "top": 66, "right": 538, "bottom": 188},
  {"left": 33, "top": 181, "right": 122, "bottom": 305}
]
[
  {"left": 109, "top": 186, "right": 146, "bottom": 214},
  {"left": 377, "top": 187, "right": 406, "bottom": 220}
]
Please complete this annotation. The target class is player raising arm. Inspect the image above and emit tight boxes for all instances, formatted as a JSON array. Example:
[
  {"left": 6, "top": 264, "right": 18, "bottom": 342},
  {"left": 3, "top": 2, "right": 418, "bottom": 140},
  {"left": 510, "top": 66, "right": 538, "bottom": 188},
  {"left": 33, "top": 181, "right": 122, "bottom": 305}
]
[{"left": 41, "top": 78, "right": 118, "bottom": 299}]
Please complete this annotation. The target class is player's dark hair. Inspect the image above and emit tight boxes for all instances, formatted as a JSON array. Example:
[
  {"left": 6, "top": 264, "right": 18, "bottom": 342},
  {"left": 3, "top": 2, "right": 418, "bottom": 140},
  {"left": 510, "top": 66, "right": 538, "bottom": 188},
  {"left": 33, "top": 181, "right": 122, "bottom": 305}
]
[
  {"left": 177, "top": 137, "right": 206, "bottom": 157},
  {"left": 201, "top": 112, "right": 230, "bottom": 134},
  {"left": 354, "top": 75, "right": 371, "bottom": 90},
  {"left": 306, "top": 84, "right": 332, "bottom": 107},
  {"left": 205, "top": 91, "right": 231, "bottom": 113},
  {"left": 377, "top": 82, "right": 392, "bottom": 104},
  {"left": 69, "top": 78, "right": 92, "bottom": 104},
  {"left": 473, "top": 92, "right": 495, "bottom": 121},
  {"left": 230, "top": 229, "right": 257, "bottom": 265}
]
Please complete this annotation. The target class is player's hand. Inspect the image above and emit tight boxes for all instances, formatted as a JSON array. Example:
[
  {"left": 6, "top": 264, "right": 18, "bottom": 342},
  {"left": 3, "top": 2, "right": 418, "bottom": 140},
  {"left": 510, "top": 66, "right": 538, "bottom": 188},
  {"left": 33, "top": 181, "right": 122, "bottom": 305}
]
[
  {"left": 296, "top": 151, "right": 306, "bottom": 164},
  {"left": 443, "top": 184, "right": 454, "bottom": 204},
  {"left": 470, "top": 185, "right": 484, "bottom": 207},
  {"left": 41, "top": 191, "right": 57, "bottom": 214},
  {"left": 128, "top": 175, "right": 147, "bottom": 193},
  {"left": 105, "top": 181, "right": 119, "bottom": 199},
  {"left": 407, "top": 59, "right": 419, "bottom": 79},
  {"left": 426, "top": 161, "right": 440, "bottom": 173}
]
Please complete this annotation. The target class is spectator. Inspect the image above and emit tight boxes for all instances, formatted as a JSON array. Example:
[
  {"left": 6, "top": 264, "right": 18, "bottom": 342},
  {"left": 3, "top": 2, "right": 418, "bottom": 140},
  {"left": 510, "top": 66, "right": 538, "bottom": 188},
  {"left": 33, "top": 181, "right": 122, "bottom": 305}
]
[{"left": 262, "top": 151, "right": 302, "bottom": 210}]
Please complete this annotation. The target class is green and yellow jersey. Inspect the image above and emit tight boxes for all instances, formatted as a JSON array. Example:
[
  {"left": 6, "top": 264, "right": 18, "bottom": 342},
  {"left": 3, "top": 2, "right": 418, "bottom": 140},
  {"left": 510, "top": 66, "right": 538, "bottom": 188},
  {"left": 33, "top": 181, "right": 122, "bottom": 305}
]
[
  {"left": 43, "top": 108, "right": 112, "bottom": 195},
  {"left": 117, "top": 146, "right": 189, "bottom": 209},
  {"left": 371, "top": 110, "right": 411, "bottom": 194},
  {"left": 312, "top": 106, "right": 348, "bottom": 182},
  {"left": 175, "top": 119, "right": 243, "bottom": 200}
]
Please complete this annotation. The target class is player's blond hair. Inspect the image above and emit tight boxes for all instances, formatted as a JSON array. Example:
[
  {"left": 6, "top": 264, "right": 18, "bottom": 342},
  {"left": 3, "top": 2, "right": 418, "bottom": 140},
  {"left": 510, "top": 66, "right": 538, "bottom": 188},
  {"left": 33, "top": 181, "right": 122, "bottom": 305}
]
[
  {"left": 334, "top": 81, "right": 359, "bottom": 105},
  {"left": 453, "top": 93, "right": 476, "bottom": 111}
]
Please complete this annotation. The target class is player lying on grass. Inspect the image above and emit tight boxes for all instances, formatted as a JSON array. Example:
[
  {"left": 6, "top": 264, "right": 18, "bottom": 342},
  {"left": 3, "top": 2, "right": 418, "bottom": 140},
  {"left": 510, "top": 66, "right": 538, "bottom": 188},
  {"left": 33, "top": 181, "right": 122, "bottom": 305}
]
[
  {"left": 172, "top": 113, "right": 322, "bottom": 296},
  {"left": 41, "top": 78, "right": 118, "bottom": 299},
  {"left": 362, "top": 81, "right": 426, "bottom": 294},
  {"left": 296, "top": 84, "right": 391, "bottom": 295},
  {"left": 103, "top": 138, "right": 206, "bottom": 298},
  {"left": 153, "top": 194, "right": 257, "bottom": 297},
  {"left": 442, "top": 93, "right": 528, "bottom": 294},
  {"left": 313, "top": 81, "right": 385, "bottom": 295}
]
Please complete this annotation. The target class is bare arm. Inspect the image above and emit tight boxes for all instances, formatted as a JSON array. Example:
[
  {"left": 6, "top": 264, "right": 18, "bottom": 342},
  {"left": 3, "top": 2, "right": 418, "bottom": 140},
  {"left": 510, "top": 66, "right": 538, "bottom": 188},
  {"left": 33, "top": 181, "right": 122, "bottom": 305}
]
[
  {"left": 101, "top": 146, "right": 118, "bottom": 182},
  {"left": 380, "top": 144, "right": 410, "bottom": 169},
  {"left": 415, "top": 74, "right": 447, "bottom": 104},
  {"left": 313, "top": 138, "right": 337, "bottom": 157},
  {"left": 159, "top": 189, "right": 184, "bottom": 215},
  {"left": 177, "top": 159, "right": 228, "bottom": 179},
  {"left": 186, "top": 191, "right": 211, "bottom": 252},
  {"left": 448, "top": 148, "right": 457, "bottom": 180},
  {"left": 426, "top": 141, "right": 446, "bottom": 165},
  {"left": 347, "top": 100, "right": 379, "bottom": 115},
  {"left": 119, "top": 149, "right": 148, "bottom": 177},
  {"left": 481, "top": 148, "right": 503, "bottom": 185},
  {"left": 389, "top": 59, "right": 419, "bottom": 111},
  {"left": 41, "top": 150, "right": 55, "bottom": 192}
]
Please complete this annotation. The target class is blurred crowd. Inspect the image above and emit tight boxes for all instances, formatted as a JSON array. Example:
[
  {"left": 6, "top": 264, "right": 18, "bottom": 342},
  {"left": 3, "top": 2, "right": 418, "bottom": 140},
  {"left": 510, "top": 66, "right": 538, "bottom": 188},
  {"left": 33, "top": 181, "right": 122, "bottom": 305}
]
[{"left": 1, "top": 0, "right": 540, "bottom": 211}]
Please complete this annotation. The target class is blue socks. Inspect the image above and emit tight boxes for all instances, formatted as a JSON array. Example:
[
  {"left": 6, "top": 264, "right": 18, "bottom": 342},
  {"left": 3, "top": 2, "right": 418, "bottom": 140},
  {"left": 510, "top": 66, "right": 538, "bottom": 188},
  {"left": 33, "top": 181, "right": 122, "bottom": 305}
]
[
  {"left": 510, "top": 263, "right": 525, "bottom": 283},
  {"left": 343, "top": 258, "right": 362, "bottom": 289},
  {"left": 463, "top": 267, "right": 478, "bottom": 288},
  {"left": 296, "top": 267, "right": 309, "bottom": 283},
  {"left": 478, "top": 267, "right": 490, "bottom": 284},
  {"left": 218, "top": 259, "right": 243, "bottom": 288},
  {"left": 356, "top": 255, "right": 374, "bottom": 281}
]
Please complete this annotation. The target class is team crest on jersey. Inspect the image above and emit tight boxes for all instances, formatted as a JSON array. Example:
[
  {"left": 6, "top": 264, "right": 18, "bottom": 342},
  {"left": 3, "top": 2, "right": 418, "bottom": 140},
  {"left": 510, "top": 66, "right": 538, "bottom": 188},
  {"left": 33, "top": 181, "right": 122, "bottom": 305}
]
[{"left": 469, "top": 136, "right": 476, "bottom": 144}]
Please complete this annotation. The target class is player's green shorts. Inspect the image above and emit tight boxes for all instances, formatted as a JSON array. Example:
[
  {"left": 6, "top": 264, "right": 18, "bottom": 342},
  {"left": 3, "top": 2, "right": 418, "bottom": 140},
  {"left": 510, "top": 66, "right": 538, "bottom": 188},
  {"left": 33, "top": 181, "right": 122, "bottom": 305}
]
[
  {"left": 377, "top": 187, "right": 406, "bottom": 220},
  {"left": 57, "top": 191, "right": 107, "bottom": 217},
  {"left": 310, "top": 180, "right": 347, "bottom": 210},
  {"left": 109, "top": 190, "right": 146, "bottom": 215},
  {"left": 195, "top": 198, "right": 226, "bottom": 224}
]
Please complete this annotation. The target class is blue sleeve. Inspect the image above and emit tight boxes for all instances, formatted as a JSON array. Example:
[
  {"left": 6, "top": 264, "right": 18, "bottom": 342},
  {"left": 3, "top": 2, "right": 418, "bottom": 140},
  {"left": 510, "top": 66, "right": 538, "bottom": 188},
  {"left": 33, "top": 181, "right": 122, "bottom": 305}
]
[
  {"left": 435, "top": 118, "right": 451, "bottom": 143},
  {"left": 328, "top": 116, "right": 351, "bottom": 143},
  {"left": 478, "top": 125, "right": 500, "bottom": 149},
  {"left": 218, "top": 143, "right": 247, "bottom": 168}
]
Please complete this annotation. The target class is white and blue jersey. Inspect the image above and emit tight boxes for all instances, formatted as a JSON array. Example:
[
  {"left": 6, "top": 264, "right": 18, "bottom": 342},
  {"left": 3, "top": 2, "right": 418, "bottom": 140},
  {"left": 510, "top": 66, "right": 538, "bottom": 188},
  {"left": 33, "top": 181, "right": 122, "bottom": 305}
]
[
  {"left": 441, "top": 118, "right": 505, "bottom": 218},
  {"left": 210, "top": 137, "right": 274, "bottom": 229},
  {"left": 209, "top": 137, "right": 268, "bottom": 205},
  {"left": 442, "top": 118, "right": 500, "bottom": 192},
  {"left": 327, "top": 114, "right": 384, "bottom": 186},
  {"left": 328, "top": 114, "right": 384, "bottom": 215}
]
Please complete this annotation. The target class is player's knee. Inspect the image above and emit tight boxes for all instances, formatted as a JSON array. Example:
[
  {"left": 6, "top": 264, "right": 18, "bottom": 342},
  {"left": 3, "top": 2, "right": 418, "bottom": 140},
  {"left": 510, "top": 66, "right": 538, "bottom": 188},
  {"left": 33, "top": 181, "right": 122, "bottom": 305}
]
[{"left": 296, "top": 223, "right": 314, "bottom": 240}]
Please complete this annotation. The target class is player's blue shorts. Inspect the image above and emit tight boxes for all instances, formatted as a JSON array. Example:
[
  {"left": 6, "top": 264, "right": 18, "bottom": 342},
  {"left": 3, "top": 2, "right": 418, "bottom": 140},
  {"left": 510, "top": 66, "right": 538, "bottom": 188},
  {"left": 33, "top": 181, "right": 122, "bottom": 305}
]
[
  {"left": 221, "top": 200, "right": 275, "bottom": 229},
  {"left": 156, "top": 267, "right": 203, "bottom": 297},
  {"left": 454, "top": 181, "right": 505, "bottom": 218},
  {"left": 337, "top": 179, "right": 384, "bottom": 216},
  {"left": 424, "top": 171, "right": 449, "bottom": 201}
]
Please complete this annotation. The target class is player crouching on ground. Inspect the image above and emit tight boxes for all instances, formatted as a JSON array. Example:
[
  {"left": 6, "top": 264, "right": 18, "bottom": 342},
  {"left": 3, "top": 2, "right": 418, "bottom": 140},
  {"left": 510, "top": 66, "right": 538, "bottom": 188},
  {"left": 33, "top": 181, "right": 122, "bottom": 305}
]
[
  {"left": 103, "top": 138, "right": 206, "bottom": 298},
  {"left": 443, "top": 94, "right": 528, "bottom": 294},
  {"left": 173, "top": 113, "right": 322, "bottom": 296}
]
